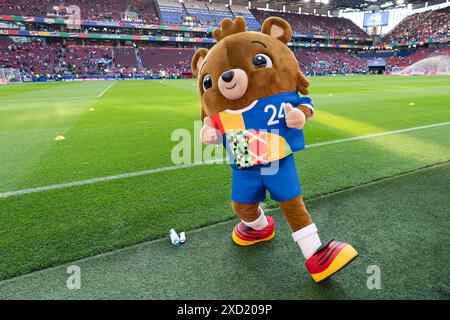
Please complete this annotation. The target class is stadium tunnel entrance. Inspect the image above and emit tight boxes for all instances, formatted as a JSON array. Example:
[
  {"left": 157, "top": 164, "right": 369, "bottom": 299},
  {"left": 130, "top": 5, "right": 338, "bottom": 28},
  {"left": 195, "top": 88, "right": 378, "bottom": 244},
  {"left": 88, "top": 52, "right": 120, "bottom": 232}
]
[{"left": 367, "top": 58, "right": 386, "bottom": 74}]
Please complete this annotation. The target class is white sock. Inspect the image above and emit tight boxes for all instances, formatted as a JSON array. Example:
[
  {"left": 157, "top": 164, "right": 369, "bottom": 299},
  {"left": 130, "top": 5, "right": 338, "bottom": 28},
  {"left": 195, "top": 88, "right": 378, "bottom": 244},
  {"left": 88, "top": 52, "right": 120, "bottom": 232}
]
[
  {"left": 292, "top": 223, "right": 322, "bottom": 259},
  {"left": 241, "top": 207, "right": 268, "bottom": 231}
]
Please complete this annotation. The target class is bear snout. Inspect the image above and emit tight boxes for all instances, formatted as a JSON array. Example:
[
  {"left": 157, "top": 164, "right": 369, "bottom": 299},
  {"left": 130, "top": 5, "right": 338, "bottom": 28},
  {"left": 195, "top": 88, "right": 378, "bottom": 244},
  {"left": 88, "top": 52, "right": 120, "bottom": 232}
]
[{"left": 218, "top": 69, "right": 248, "bottom": 100}]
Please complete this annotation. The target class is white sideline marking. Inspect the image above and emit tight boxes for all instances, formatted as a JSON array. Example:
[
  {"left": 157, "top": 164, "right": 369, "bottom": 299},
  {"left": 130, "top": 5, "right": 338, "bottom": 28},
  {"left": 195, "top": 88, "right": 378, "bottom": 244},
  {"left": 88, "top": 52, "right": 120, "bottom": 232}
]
[
  {"left": 97, "top": 81, "right": 116, "bottom": 98},
  {"left": 0, "top": 81, "right": 116, "bottom": 103},
  {"left": 0, "top": 160, "right": 221, "bottom": 199},
  {"left": 306, "top": 122, "right": 450, "bottom": 148},
  {"left": 0, "top": 96, "right": 97, "bottom": 103},
  {"left": 0, "top": 122, "right": 448, "bottom": 199}
]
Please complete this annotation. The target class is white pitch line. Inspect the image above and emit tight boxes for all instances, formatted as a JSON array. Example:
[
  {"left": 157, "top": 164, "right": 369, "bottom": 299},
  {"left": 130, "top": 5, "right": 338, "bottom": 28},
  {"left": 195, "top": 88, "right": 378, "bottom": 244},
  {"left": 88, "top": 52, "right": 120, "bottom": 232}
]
[
  {"left": 0, "top": 96, "right": 98, "bottom": 103},
  {"left": 97, "top": 81, "right": 116, "bottom": 98},
  {"left": 306, "top": 122, "right": 450, "bottom": 148},
  {"left": 0, "top": 121, "right": 448, "bottom": 199},
  {"left": 0, "top": 160, "right": 222, "bottom": 199},
  {"left": 0, "top": 81, "right": 116, "bottom": 103}
]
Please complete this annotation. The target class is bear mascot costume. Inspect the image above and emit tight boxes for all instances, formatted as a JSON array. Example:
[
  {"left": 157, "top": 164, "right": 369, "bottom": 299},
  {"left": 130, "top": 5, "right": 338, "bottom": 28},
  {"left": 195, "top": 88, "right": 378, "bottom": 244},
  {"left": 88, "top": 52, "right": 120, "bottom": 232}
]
[{"left": 191, "top": 16, "right": 358, "bottom": 283}]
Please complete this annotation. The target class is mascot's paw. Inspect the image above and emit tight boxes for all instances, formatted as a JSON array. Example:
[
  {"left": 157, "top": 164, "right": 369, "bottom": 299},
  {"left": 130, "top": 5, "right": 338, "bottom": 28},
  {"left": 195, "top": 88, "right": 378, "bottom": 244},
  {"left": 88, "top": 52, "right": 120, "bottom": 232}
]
[
  {"left": 284, "top": 104, "right": 306, "bottom": 129},
  {"left": 232, "top": 215, "right": 275, "bottom": 246},
  {"left": 305, "top": 240, "right": 358, "bottom": 283}
]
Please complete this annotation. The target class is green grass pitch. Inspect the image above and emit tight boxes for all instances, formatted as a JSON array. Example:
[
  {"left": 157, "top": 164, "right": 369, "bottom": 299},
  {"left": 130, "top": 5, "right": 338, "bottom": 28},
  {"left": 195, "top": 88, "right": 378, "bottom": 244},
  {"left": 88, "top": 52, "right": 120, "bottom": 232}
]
[{"left": 0, "top": 75, "right": 449, "bottom": 298}]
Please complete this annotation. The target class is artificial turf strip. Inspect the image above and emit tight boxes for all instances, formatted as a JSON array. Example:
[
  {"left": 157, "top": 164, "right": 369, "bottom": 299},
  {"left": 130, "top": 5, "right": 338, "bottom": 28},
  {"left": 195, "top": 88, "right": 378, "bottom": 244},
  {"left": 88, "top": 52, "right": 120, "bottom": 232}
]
[
  {"left": 0, "top": 163, "right": 448, "bottom": 299},
  {"left": 0, "top": 126, "right": 449, "bottom": 281}
]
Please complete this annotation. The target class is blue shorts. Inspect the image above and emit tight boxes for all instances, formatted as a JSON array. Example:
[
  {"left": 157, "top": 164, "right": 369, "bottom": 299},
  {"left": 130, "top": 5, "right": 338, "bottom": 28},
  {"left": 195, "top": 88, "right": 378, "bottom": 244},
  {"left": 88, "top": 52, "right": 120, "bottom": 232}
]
[{"left": 231, "top": 154, "right": 302, "bottom": 204}]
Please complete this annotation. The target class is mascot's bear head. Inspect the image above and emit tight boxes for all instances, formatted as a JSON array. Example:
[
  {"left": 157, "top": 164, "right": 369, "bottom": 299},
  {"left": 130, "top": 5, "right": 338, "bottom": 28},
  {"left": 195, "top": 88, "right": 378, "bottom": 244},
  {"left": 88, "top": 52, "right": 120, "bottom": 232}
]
[{"left": 191, "top": 16, "right": 309, "bottom": 119}]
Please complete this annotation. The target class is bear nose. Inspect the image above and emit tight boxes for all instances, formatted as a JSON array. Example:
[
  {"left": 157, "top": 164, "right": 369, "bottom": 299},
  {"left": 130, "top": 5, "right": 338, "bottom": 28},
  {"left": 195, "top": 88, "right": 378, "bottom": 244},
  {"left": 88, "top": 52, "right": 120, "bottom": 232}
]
[{"left": 221, "top": 70, "right": 234, "bottom": 83}]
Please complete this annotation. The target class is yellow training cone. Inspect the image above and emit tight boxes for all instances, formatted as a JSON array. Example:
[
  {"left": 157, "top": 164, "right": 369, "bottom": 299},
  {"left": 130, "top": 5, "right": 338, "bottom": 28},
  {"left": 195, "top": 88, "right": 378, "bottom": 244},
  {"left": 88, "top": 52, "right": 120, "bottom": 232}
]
[
  {"left": 54, "top": 135, "right": 65, "bottom": 141},
  {"left": 89, "top": 108, "right": 95, "bottom": 111},
  {"left": 409, "top": 102, "right": 415, "bottom": 106}
]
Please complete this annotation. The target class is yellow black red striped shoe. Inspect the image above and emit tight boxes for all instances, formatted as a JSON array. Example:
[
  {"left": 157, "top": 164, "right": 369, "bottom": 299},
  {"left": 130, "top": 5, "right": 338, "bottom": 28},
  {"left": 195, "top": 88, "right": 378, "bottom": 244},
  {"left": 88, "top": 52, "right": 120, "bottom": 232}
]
[
  {"left": 305, "top": 240, "right": 358, "bottom": 283},
  {"left": 232, "top": 216, "right": 275, "bottom": 246}
]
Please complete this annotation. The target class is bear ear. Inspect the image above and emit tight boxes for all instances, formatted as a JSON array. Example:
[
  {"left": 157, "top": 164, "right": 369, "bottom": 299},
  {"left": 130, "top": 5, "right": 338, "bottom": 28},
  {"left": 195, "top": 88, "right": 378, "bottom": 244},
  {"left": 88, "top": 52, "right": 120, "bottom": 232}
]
[
  {"left": 261, "top": 17, "right": 292, "bottom": 44},
  {"left": 191, "top": 48, "right": 208, "bottom": 76}
]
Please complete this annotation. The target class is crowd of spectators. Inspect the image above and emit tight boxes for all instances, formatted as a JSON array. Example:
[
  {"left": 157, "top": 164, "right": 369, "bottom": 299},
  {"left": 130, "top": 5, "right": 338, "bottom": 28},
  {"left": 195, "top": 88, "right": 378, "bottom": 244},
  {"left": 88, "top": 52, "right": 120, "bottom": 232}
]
[
  {"left": 0, "top": 0, "right": 160, "bottom": 23},
  {"left": 4, "top": 40, "right": 447, "bottom": 79},
  {"left": 386, "top": 46, "right": 450, "bottom": 69},
  {"left": 2, "top": 0, "right": 448, "bottom": 44},
  {"left": 139, "top": 47, "right": 193, "bottom": 72},
  {"left": 0, "top": 39, "right": 193, "bottom": 79},
  {"left": 1, "top": 1, "right": 448, "bottom": 79},
  {"left": 0, "top": 0, "right": 50, "bottom": 17},
  {"left": 61, "top": 45, "right": 113, "bottom": 74},
  {"left": 295, "top": 49, "right": 366, "bottom": 75},
  {"left": 0, "top": 40, "right": 62, "bottom": 75},
  {"left": 0, "top": 0, "right": 368, "bottom": 38},
  {"left": 250, "top": 9, "right": 368, "bottom": 38},
  {"left": 1, "top": 37, "right": 370, "bottom": 79},
  {"left": 382, "top": 7, "right": 449, "bottom": 45},
  {"left": 182, "top": 0, "right": 231, "bottom": 27}
]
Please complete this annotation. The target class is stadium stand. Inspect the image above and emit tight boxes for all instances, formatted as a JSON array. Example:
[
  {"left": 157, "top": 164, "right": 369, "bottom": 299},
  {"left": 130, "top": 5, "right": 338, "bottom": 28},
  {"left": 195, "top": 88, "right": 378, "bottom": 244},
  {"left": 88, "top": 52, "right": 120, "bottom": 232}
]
[
  {"left": 61, "top": 45, "right": 113, "bottom": 74},
  {"left": 295, "top": 49, "right": 366, "bottom": 75},
  {"left": 387, "top": 47, "right": 450, "bottom": 69},
  {"left": 230, "top": 5, "right": 260, "bottom": 30},
  {"left": 139, "top": 47, "right": 193, "bottom": 69},
  {"left": 181, "top": 0, "right": 257, "bottom": 28},
  {"left": 0, "top": 0, "right": 48, "bottom": 17},
  {"left": 250, "top": 9, "right": 368, "bottom": 37},
  {"left": 0, "top": 41, "right": 61, "bottom": 75},
  {"left": 0, "top": 0, "right": 160, "bottom": 23},
  {"left": 126, "top": 0, "right": 159, "bottom": 23},
  {"left": 0, "top": 38, "right": 369, "bottom": 78},
  {"left": 1, "top": 1, "right": 448, "bottom": 80},
  {"left": 0, "top": 0, "right": 366, "bottom": 36},
  {"left": 206, "top": 2, "right": 234, "bottom": 26},
  {"left": 113, "top": 47, "right": 138, "bottom": 67},
  {"left": 139, "top": 47, "right": 193, "bottom": 76},
  {"left": 160, "top": 1, "right": 257, "bottom": 29},
  {"left": 382, "top": 7, "right": 450, "bottom": 44},
  {"left": 0, "top": 39, "right": 194, "bottom": 78},
  {"left": 157, "top": 0, "right": 185, "bottom": 25},
  {"left": 183, "top": 0, "right": 210, "bottom": 26}
]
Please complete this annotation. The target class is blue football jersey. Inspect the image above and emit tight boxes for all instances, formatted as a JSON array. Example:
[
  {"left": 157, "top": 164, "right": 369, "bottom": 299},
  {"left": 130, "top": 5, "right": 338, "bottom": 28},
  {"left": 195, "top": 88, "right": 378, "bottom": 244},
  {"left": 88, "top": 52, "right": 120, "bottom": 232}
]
[{"left": 211, "top": 91, "right": 314, "bottom": 168}]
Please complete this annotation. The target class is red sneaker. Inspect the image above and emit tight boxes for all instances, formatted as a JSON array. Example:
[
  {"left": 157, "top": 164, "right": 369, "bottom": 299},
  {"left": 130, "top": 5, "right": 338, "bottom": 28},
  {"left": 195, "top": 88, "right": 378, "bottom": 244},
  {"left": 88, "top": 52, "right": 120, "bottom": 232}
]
[
  {"left": 305, "top": 240, "right": 358, "bottom": 283},
  {"left": 232, "top": 215, "right": 276, "bottom": 246}
]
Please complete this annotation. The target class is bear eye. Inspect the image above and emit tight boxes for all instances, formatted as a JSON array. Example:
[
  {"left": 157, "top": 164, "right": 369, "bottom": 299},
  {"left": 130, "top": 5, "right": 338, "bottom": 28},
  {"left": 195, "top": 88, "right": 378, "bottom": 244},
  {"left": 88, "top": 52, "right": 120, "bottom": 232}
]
[
  {"left": 252, "top": 54, "right": 273, "bottom": 69},
  {"left": 202, "top": 75, "right": 212, "bottom": 90}
]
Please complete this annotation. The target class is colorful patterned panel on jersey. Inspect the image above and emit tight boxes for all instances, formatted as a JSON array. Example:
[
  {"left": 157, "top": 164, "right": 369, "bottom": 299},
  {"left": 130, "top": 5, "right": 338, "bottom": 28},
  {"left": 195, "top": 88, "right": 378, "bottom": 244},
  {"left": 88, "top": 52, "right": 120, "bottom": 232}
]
[
  {"left": 227, "top": 130, "right": 251, "bottom": 169},
  {"left": 210, "top": 91, "right": 313, "bottom": 168}
]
